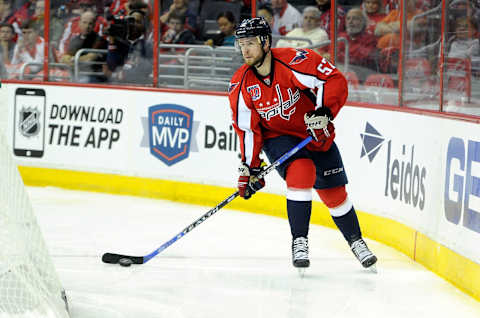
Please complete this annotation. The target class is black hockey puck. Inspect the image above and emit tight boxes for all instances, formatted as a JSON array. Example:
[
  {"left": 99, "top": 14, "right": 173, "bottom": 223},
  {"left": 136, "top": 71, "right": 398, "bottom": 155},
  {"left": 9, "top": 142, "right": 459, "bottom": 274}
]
[{"left": 119, "top": 258, "right": 133, "bottom": 267}]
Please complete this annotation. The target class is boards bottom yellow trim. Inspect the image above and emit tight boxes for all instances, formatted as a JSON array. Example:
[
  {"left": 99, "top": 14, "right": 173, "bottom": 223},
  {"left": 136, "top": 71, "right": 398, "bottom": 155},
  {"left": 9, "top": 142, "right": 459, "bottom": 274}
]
[{"left": 19, "top": 166, "right": 480, "bottom": 301}]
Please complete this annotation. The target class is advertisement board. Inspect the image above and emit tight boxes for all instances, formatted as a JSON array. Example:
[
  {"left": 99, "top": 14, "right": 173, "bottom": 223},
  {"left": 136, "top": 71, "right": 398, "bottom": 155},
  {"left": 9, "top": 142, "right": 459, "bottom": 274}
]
[
  {"left": 5, "top": 83, "right": 287, "bottom": 193},
  {"left": 5, "top": 83, "right": 479, "bottom": 265},
  {"left": 335, "top": 107, "right": 480, "bottom": 264}
]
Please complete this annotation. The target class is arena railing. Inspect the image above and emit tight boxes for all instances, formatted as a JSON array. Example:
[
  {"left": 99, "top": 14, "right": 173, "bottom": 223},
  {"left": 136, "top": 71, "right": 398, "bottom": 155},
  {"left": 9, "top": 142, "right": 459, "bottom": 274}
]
[
  {"left": 19, "top": 62, "right": 72, "bottom": 82},
  {"left": 73, "top": 48, "right": 108, "bottom": 82},
  {"left": 158, "top": 44, "right": 242, "bottom": 90}
]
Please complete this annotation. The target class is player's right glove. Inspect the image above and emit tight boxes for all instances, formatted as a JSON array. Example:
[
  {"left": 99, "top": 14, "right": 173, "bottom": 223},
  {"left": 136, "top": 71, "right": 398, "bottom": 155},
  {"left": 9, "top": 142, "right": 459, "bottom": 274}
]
[
  {"left": 238, "top": 162, "right": 266, "bottom": 200},
  {"left": 304, "top": 107, "right": 333, "bottom": 142}
]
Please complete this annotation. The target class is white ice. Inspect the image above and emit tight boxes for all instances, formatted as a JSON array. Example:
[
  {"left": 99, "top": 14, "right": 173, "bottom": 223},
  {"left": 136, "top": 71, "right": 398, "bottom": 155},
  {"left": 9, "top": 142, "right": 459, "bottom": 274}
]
[{"left": 28, "top": 186, "right": 480, "bottom": 318}]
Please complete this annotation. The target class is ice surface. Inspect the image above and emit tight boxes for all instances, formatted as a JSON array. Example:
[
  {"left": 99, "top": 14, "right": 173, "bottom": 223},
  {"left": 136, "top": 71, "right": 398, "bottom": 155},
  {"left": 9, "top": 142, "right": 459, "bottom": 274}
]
[{"left": 27, "top": 187, "right": 480, "bottom": 318}]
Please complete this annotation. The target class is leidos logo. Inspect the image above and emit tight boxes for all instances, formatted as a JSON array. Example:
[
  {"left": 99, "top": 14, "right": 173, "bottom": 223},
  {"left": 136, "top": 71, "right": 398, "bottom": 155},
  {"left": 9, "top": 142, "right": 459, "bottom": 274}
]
[
  {"left": 360, "top": 122, "right": 385, "bottom": 162},
  {"left": 360, "top": 122, "right": 427, "bottom": 210},
  {"left": 148, "top": 104, "right": 193, "bottom": 166},
  {"left": 444, "top": 137, "right": 480, "bottom": 234}
]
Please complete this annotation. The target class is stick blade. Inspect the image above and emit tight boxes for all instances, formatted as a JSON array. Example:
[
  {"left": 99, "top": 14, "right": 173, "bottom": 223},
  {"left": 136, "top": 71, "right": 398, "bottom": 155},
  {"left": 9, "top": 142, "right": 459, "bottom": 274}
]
[{"left": 102, "top": 253, "right": 144, "bottom": 264}]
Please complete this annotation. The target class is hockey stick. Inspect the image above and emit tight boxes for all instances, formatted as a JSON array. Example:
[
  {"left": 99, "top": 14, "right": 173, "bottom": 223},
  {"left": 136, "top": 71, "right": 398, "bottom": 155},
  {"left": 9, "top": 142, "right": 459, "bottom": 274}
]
[{"left": 102, "top": 136, "right": 313, "bottom": 265}]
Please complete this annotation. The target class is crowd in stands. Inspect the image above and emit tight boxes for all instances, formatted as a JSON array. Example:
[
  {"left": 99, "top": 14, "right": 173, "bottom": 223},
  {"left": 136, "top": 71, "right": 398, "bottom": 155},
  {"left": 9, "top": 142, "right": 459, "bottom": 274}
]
[{"left": 0, "top": 0, "right": 478, "bottom": 94}]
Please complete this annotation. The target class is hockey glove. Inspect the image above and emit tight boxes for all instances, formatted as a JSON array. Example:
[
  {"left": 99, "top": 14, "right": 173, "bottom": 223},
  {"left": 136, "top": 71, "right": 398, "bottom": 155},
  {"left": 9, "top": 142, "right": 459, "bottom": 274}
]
[
  {"left": 304, "top": 107, "right": 333, "bottom": 142},
  {"left": 238, "top": 161, "right": 266, "bottom": 200}
]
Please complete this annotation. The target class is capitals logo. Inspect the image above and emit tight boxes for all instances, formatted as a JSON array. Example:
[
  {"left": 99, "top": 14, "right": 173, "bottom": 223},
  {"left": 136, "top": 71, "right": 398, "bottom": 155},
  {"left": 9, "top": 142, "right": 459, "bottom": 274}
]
[
  {"left": 289, "top": 49, "right": 309, "bottom": 65},
  {"left": 247, "top": 84, "right": 261, "bottom": 101},
  {"left": 228, "top": 82, "right": 239, "bottom": 93},
  {"left": 148, "top": 104, "right": 193, "bottom": 166}
]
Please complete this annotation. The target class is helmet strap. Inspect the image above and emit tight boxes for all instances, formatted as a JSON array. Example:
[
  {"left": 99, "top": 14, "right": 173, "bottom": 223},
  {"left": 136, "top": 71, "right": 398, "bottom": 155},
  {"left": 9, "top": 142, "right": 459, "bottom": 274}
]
[{"left": 255, "top": 36, "right": 269, "bottom": 68}]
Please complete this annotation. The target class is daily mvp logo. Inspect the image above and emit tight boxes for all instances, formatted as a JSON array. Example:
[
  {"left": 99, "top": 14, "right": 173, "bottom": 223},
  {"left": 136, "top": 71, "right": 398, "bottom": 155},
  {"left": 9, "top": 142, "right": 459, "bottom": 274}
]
[
  {"left": 148, "top": 104, "right": 193, "bottom": 166},
  {"left": 360, "top": 122, "right": 427, "bottom": 210}
]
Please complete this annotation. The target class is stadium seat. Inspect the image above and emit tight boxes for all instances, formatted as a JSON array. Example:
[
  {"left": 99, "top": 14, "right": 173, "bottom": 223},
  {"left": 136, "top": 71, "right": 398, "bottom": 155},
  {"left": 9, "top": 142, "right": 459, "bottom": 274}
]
[
  {"left": 446, "top": 57, "right": 471, "bottom": 102},
  {"left": 404, "top": 58, "right": 432, "bottom": 78},
  {"left": 403, "top": 57, "right": 435, "bottom": 95},
  {"left": 343, "top": 71, "right": 360, "bottom": 89},
  {"left": 364, "top": 74, "right": 395, "bottom": 88}
]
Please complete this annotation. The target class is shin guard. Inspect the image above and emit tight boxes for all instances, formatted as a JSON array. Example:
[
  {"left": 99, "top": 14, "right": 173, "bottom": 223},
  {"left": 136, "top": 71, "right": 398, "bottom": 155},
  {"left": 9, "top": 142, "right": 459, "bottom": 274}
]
[
  {"left": 332, "top": 207, "right": 362, "bottom": 245},
  {"left": 287, "top": 200, "right": 312, "bottom": 239}
]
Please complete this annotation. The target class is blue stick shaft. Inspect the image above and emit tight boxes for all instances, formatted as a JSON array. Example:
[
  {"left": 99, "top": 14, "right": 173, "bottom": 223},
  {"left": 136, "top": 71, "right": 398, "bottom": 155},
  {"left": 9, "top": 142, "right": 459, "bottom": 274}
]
[
  {"left": 102, "top": 136, "right": 312, "bottom": 265},
  {"left": 143, "top": 136, "right": 312, "bottom": 263}
]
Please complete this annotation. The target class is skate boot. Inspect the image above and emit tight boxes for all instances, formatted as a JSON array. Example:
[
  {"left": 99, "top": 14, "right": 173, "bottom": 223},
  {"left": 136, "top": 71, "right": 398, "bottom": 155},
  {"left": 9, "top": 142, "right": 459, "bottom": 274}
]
[
  {"left": 350, "top": 238, "right": 377, "bottom": 271},
  {"left": 292, "top": 237, "right": 310, "bottom": 268}
]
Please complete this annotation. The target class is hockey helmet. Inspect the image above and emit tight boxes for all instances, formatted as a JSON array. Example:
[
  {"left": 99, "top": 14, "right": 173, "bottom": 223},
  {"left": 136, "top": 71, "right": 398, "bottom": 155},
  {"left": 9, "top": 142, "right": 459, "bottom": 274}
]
[{"left": 235, "top": 17, "right": 272, "bottom": 47}]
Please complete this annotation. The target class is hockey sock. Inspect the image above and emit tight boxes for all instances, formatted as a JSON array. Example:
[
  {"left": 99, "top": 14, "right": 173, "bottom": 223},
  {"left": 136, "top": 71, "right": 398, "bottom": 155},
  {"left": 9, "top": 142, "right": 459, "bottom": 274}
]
[
  {"left": 287, "top": 200, "right": 312, "bottom": 239},
  {"left": 331, "top": 207, "right": 362, "bottom": 245}
]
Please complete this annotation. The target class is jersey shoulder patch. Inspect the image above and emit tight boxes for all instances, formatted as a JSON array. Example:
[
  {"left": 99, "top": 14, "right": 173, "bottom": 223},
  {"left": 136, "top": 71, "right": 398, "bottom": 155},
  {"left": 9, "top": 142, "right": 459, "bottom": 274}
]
[
  {"left": 288, "top": 48, "right": 310, "bottom": 65},
  {"left": 272, "top": 47, "right": 313, "bottom": 66}
]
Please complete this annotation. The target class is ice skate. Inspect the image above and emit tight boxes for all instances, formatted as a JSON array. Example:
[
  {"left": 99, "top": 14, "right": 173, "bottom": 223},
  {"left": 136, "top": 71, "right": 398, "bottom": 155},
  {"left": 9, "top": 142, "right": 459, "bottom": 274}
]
[
  {"left": 350, "top": 238, "right": 377, "bottom": 273},
  {"left": 292, "top": 237, "right": 310, "bottom": 276}
]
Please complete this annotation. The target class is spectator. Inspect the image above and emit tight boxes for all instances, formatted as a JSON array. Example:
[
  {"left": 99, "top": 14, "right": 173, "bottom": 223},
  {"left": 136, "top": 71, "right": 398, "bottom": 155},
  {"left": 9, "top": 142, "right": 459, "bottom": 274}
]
[
  {"left": 271, "top": 0, "right": 302, "bottom": 36},
  {"left": 383, "top": 0, "right": 398, "bottom": 14},
  {"left": 450, "top": 0, "right": 480, "bottom": 34},
  {"left": 60, "top": 11, "right": 107, "bottom": 83},
  {"left": 0, "top": 0, "right": 14, "bottom": 24},
  {"left": 374, "top": 0, "right": 425, "bottom": 50},
  {"left": 316, "top": 0, "right": 346, "bottom": 35},
  {"left": 362, "top": 0, "right": 386, "bottom": 33},
  {"left": 0, "top": 0, "right": 26, "bottom": 36},
  {"left": 204, "top": 11, "right": 236, "bottom": 47},
  {"left": 448, "top": 16, "right": 480, "bottom": 59},
  {"left": 161, "top": 11, "right": 196, "bottom": 45},
  {"left": 0, "top": 23, "right": 15, "bottom": 64},
  {"left": 109, "top": 0, "right": 128, "bottom": 16},
  {"left": 257, "top": 4, "right": 274, "bottom": 29},
  {"left": 58, "top": 0, "right": 108, "bottom": 57},
  {"left": 160, "top": 0, "right": 197, "bottom": 34},
  {"left": 104, "top": 9, "right": 153, "bottom": 84},
  {"left": 276, "top": 6, "right": 328, "bottom": 49},
  {"left": 47, "top": 1, "right": 68, "bottom": 46},
  {"left": 111, "top": 0, "right": 134, "bottom": 15},
  {"left": 29, "top": 0, "right": 46, "bottom": 35},
  {"left": 111, "top": 0, "right": 152, "bottom": 17},
  {"left": 33, "top": 0, "right": 45, "bottom": 18},
  {"left": 338, "top": 7, "right": 379, "bottom": 81},
  {"left": 10, "top": 19, "right": 45, "bottom": 77}
]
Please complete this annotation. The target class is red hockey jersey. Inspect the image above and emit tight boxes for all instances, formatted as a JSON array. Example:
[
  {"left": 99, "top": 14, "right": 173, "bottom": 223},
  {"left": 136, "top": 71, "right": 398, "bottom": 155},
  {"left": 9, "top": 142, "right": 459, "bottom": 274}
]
[{"left": 228, "top": 47, "right": 348, "bottom": 168}]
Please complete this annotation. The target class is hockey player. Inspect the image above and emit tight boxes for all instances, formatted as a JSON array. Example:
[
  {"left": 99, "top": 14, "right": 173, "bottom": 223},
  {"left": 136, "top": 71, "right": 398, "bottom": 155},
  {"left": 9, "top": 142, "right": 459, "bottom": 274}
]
[{"left": 228, "top": 17, "right": 377, "bottom": 271}]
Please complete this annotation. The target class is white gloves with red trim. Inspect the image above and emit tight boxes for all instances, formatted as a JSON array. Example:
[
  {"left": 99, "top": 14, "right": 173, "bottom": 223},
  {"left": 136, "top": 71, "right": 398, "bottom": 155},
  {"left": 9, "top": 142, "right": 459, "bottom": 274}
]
[{"left": 304, "top": 107, "right": 334, "bottom": 142}]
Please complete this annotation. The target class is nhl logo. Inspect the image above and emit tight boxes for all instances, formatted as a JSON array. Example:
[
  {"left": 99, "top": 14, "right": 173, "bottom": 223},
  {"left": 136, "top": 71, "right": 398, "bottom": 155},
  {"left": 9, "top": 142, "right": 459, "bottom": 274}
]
[
  {"left": 19, "top": 107, "right": 41, "bottom": 137},
  {"left": 148, "top": 104, "right": 194, "bottom": 166}
]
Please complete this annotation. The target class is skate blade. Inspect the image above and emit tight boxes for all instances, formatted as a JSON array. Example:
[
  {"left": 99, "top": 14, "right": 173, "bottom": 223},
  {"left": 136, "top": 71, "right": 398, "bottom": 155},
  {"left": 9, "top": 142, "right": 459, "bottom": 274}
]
[
  {"left": 297, "top": 268, "right": 306, "bottom": 278},
  {"left": 367, "top": 264, "right": 377, "bottom": 274}
]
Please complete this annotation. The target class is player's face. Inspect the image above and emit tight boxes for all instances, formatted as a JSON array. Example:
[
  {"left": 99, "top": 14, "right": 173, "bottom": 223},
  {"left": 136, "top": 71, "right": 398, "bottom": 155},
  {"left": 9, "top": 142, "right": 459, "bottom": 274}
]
[{"left": 237, "top": 37, "right": 264, "bottom": 66}]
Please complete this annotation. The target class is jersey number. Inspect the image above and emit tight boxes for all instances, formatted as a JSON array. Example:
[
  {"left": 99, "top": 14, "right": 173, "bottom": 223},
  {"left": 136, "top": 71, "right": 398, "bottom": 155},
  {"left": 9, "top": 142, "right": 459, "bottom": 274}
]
[{"left": 318, "top": 58, "right": 336, "bottom": 76}]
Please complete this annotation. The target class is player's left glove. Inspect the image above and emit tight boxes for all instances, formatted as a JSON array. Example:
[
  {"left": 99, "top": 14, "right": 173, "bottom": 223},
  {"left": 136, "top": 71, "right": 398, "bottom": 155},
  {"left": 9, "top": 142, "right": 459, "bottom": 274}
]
[
  {"left": 238, "top": 161, "right": 266, "bottom": 200},
  {"left": 304, "top": 107, "right": 333, "bottom": 142}
]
